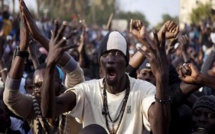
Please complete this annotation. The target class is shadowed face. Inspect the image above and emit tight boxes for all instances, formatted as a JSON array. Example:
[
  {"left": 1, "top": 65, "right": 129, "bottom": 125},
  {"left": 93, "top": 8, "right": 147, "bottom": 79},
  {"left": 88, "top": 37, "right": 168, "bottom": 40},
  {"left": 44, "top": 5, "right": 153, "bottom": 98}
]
[
  {"left": 33, "top": 68, "right": 61, "bottom": 99},
  {"left": 192, "top": 107, "right": 215, "bottom": 134},
  {"left": 99, "top": 50, "right": 126, "bottom": 86},
  {"left": 137, "top": 68, "right": 156, "bottom": 85},
  {"left": 25, "top": 76, "right": 34, "bottom": 95}
]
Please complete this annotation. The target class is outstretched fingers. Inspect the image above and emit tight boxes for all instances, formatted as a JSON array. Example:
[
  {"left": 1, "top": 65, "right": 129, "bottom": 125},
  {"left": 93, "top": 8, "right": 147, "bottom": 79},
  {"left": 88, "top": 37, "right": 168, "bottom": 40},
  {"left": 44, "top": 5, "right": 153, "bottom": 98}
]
[
  {"left": 20, "top": 0, "right": 33, "bottom": 20},
  {"left": 153, "top": 30, "right": 159, "bottom": 49},
  {"left": 55, "top": 21, "right": 67, "bottom": 40},
  {"left": 141, "top": 36, "right": 154, "bottom": 53},
  {"left": 53, "top": 20, "right": 59, "bottom": 38}
]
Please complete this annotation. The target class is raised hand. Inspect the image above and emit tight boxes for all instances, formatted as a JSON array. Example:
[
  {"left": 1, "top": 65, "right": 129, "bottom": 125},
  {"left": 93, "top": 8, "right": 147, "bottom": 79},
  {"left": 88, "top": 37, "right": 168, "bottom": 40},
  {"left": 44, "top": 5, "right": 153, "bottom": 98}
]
[
  {"left": 178, "top": 35, "right": 189, "bottom": 51},
  {"left": 19, "top": 3, "right": 29, "bottom": 50},
  {"left": 178, "top": 63, "right": 201, "bottom": 84},
  {"left": 78, "top": 20, "right": 86, "bottom": 53},
  {"left": 129, "top": 19, "right": 153, "bottom": 49},
  {"left": 166, "top": 38, "right": 178, "bottom": 56},
  {"left": 137, "top": 31, "right": 169, "bottom": 79},
  {"left": 46, "top": 21, "right": 74, "bottom": 66},
  {"left": 137, "top": 30, "right": 170, "bottom": 134},
  {"left": 129, "top": 19, "right": 146, "bottom": 40},
  {"left": 158, "top": 20, "right": 179, "bottom": 41},
  {"left": 19, "top": 0, "right": 42, "bottom": 42}
]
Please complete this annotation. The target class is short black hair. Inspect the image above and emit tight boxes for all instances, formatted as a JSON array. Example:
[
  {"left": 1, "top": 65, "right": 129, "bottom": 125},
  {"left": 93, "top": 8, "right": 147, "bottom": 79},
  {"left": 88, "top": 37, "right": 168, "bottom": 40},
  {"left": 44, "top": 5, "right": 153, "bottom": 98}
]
[{"left": 2, "top": 11, "right": 9, "bottom": 19}]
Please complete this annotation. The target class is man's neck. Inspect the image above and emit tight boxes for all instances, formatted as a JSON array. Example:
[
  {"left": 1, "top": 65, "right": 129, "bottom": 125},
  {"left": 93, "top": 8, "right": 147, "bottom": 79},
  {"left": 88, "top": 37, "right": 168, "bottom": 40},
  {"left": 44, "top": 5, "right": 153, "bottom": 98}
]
[{"left": 106, "top": 74, "right": 127, "bottom": 94}]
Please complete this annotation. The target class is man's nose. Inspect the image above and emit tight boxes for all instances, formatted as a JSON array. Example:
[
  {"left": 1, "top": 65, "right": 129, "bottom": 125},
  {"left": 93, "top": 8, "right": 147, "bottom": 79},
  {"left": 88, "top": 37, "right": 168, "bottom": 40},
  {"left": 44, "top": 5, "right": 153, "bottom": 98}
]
[
  {"left": 106, "top": 53, "right": 115, "bottom": 64},
  {"left": 199, "top": 114, "right": 207, "bottom": 122}
]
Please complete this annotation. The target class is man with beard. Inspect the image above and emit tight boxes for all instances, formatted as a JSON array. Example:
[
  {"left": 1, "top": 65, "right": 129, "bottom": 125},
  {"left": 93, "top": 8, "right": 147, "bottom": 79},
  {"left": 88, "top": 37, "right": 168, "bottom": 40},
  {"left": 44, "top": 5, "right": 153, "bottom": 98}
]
[{"left": 41, "top": 21, "right": 171, "bottom": 133}]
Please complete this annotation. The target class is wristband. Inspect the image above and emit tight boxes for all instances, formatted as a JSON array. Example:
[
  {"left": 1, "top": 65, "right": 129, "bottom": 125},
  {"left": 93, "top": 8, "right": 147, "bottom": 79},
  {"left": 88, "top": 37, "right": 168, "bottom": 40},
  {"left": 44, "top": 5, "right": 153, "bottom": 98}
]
[
  {"left": 155, "top": 95, "right": 171, "bottom": 104},
  {"left": 14, "top": 47, "right": 29, "bottom": 58}
]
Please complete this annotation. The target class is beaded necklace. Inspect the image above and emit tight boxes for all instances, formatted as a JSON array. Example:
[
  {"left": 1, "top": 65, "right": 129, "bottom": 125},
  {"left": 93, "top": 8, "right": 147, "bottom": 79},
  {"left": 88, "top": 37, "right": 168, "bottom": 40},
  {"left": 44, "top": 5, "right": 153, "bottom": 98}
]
[{"left": 102, "top": 76, "right": 130, "bottom": 134}]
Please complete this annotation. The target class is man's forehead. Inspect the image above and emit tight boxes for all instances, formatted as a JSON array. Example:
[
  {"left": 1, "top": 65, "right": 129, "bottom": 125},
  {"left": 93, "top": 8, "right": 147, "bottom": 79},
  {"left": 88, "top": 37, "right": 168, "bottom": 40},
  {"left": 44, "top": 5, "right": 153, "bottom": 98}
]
[{"left": 33, "top": 69, "right": 45, "bottom": 82}]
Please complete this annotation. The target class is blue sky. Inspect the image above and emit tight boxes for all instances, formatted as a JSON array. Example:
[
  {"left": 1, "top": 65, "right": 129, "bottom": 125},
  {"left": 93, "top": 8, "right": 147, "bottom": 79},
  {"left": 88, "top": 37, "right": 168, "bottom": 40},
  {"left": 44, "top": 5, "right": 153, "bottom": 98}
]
[{"left": 9, "top": 0, "right": 180, "bottom": 27}]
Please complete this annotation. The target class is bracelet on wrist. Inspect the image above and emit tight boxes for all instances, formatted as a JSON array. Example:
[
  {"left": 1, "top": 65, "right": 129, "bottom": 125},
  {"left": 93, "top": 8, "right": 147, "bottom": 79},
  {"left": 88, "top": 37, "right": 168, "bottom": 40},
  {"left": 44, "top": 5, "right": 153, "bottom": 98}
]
[
  {"left": 14, "top": 47, "right": 29, "bottom": 58},
  {"left": 155, "top": 95, "right": 171, "bottom": 104}
]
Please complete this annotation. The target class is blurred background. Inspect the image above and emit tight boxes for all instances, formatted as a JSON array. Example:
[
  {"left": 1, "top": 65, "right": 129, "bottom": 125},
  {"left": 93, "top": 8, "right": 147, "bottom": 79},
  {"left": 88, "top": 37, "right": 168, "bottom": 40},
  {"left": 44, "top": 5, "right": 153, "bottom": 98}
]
[{"left": 1, "top": 0, "right": 215, "bottom": 30}]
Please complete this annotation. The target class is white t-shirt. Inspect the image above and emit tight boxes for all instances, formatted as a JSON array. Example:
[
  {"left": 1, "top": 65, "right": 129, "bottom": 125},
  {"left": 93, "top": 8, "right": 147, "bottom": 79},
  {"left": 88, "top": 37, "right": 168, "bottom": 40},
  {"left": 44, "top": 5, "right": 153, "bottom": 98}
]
[{"left": 65, "top": 76, "right": 155, "bottom": 134}]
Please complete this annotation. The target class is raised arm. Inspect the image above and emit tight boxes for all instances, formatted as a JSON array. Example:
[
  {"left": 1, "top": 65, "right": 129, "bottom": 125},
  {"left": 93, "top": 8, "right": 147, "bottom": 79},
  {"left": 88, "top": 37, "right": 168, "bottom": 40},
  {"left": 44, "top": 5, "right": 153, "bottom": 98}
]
[
  {"left": 78, "top": 20, "right": 86, "bottom": 68},
  {"left": 41, "top": 22, "right": 77, "bottom": 118},
  {"left": 179, "top": 63, "right": 215, "bottom": 90},
  {"left": 19, "top": 0, "right": 84, "bottom": 89},
  {"left": 128, "top": 20, "right": 179, "bottom": 71},
  {"left": 3, "top": 4, "right": 32, "bottom": 119},
  {"left": 178, "top": 35, "right": 190, "bottom": 63},
  {"left": 19, "top": 0, "right": 77, "bottom": 67},
  {"left": 128, "top": 19, "right": 147, "bottom": 70},
  {"left": 138, "top": 31, "right": 170, "bottom": 134}
]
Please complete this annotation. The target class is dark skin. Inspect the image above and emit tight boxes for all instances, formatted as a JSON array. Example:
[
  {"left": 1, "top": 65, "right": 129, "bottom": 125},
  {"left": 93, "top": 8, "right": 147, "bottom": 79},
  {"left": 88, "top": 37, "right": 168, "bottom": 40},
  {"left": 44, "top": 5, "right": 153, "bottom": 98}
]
[
  {"left": 99, "top": 50, "right": 127, "bottom": 93},
  {"left": 24, "top": 73, "right": 34, "bottom": 95},
  {"left": 41, "top": 22, "right": 76, "bottom": 118},
  {"left": 9, "top": 1, "right": 29, "bottom": 80},
  {"left": 178, "top": 63, "right": 215, "bottom": 89},
  {"left": 178, "top": 35, "right": 190, "bottom": 63},
  {"left": 43, "top": 29, "right": 169, "bottom": 134},
  {"left": 129, "top": 19, "right": 179, "bottom": 69},
  {"left": 28, "top": 41, "right": 40, "bottom": 69},
  {"left": 136, "top": 68, "right": 156, "bottom": 85},
  {"left": 137, "top": 30, "right": 170, "bottom": 134},
  {"left": 19, "top": 0, "right": 77, "bottom": 67},
  {"left": 129, "top": 19, "right": 206, "bottom": 104},
  {"left": 192, "top": 107, "right": 215, "bottom": 134}
]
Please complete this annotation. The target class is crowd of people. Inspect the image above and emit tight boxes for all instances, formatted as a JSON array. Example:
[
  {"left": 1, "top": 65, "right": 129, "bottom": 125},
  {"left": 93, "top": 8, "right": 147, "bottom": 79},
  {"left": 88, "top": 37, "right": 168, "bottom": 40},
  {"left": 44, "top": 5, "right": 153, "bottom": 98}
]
[{"left": 0, "top": 0, "right": 215, "bottom": 134}]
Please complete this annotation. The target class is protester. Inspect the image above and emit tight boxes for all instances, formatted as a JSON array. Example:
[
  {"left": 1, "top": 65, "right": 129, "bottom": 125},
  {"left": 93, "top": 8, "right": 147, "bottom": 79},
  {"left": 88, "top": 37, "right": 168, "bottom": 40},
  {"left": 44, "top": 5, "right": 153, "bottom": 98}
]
[
  {"left": 3, "top": 1, "right": 84, "bottom": 133},
  {"left": 0, "top": 0, "right": 215, "bottom": 134},
  {"left": 191, "top": 95, "right": 215, "bottom": 134},
  {"left": 39, "top": 15, "right": 172, "bottom": 134}
]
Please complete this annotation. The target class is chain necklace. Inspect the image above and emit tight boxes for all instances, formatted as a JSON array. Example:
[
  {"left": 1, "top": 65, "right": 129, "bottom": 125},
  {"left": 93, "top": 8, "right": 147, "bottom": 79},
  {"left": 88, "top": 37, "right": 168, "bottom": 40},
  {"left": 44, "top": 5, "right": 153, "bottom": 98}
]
[{"left": 102, "top": 76, "right": 130, "bottom": 134}]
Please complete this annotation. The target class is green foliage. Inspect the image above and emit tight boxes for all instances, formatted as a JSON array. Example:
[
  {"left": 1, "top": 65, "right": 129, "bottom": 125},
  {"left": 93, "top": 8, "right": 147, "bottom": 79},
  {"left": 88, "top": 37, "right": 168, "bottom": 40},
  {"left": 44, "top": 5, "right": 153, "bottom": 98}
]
[
  {"left": 116, "top": 11, "right": 149, "bottom": 27},
  {"left": 35, "top": 0, "right": 149, "bottom": 27},
  {"left": 190, "top": 3, "right": 212, "bottom": 25},
  {"left": 154, "top": 14, "right": 179, "bottom": 30}
]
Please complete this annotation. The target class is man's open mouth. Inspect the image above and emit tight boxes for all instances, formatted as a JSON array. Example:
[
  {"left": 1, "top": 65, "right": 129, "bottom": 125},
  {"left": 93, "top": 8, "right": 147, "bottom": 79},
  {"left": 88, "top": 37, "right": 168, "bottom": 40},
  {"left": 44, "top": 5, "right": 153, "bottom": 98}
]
[{"left": 106, "top": 67, "right": 117, "bottom": 80}]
